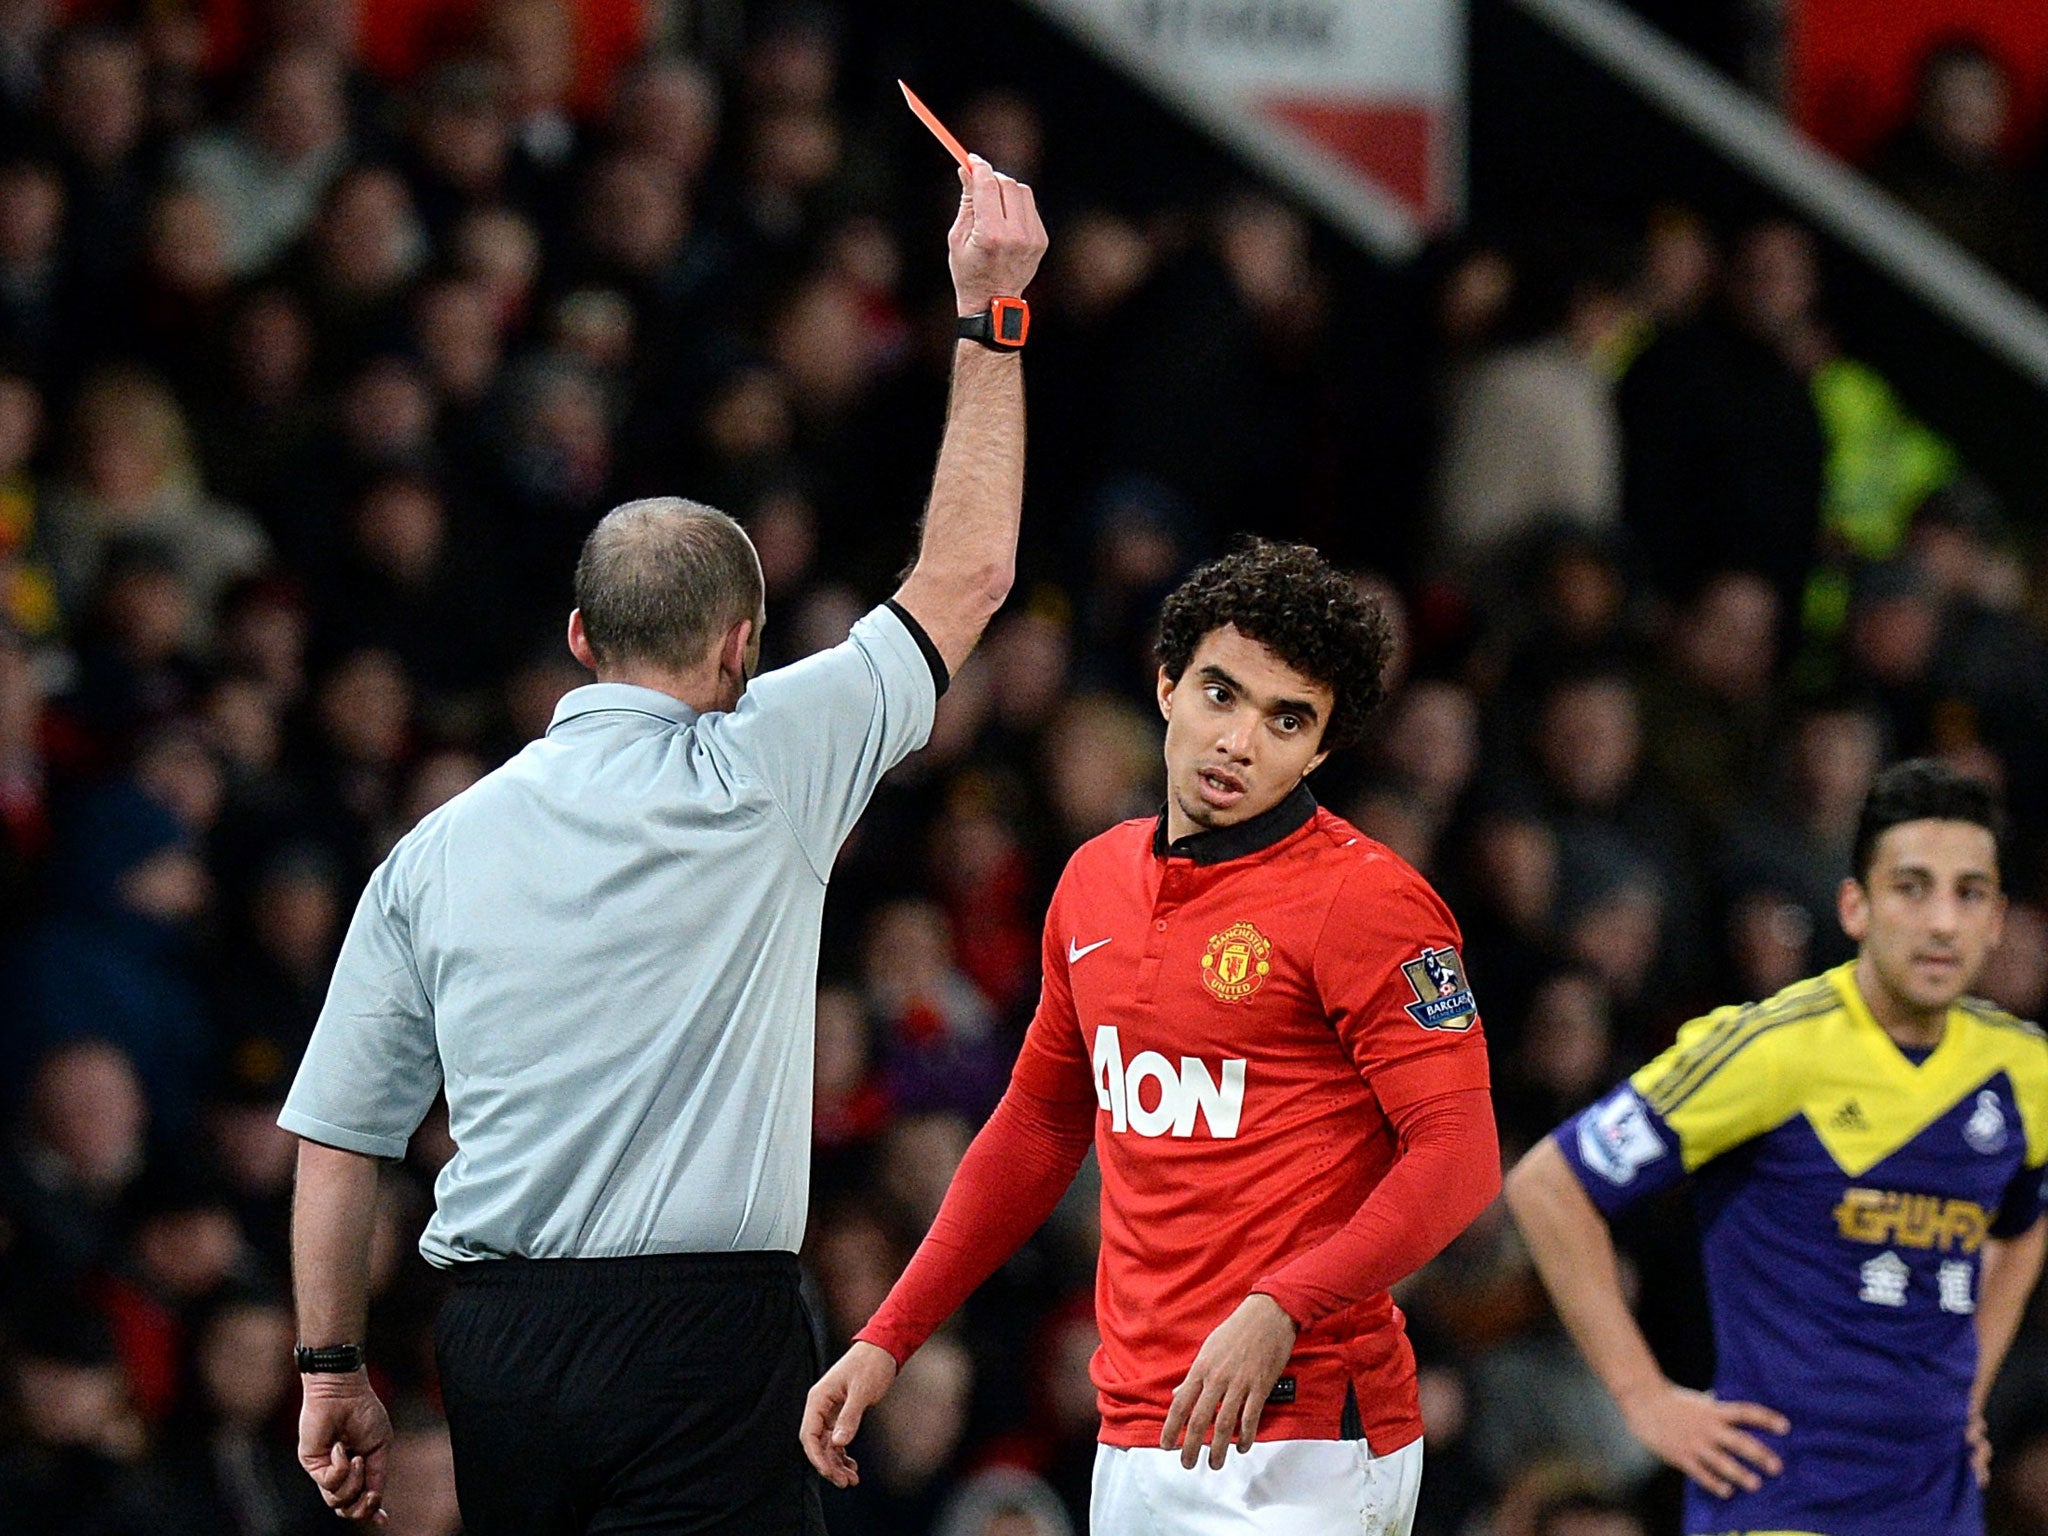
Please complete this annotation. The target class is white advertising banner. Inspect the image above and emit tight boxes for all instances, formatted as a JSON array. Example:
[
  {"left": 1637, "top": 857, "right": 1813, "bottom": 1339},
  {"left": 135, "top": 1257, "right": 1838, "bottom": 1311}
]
[{"left": 1019, "top": 0, "right": 1464, "bottom": 258}]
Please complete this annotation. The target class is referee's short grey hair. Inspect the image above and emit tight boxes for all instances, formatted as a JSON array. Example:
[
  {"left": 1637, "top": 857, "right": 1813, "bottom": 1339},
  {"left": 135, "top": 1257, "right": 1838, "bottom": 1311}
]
[{"left": 573, "top": 498, "right": 764, "bottom": 670}]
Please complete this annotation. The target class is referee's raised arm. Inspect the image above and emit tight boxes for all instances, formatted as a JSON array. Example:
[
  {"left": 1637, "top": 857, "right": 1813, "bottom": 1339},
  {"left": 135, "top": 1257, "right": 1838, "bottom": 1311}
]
[
  {"left": 892, "top": 153, "right": 1048, "bottom": 677},
  {"left": 281, "top": 149, "right": 1052, "bottom": 1536}
]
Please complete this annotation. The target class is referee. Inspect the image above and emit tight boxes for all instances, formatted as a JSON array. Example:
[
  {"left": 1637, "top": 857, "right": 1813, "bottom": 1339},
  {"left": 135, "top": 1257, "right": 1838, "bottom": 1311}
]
[{"left": 280, "top": 155, "right": 1046, "bottom": 1533}]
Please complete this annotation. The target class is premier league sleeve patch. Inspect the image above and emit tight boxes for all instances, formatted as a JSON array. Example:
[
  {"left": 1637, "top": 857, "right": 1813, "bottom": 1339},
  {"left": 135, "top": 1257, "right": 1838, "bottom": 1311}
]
[
  {"left": 1573, "top": 1086, "right": 1671, "bottom": 1186},
  {"left": 1401, "top": 946, "right": 1479, "bottom": 1031}
]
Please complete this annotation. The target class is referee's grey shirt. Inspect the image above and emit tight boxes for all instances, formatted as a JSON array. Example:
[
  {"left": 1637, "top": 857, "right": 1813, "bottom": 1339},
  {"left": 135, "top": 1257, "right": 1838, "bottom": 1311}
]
[{"left": 280, "top": 603, "right": 941, "bottom": 1266}]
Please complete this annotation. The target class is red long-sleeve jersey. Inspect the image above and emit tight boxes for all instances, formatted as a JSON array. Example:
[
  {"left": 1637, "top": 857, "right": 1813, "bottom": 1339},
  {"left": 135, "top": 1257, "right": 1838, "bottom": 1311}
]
[{"left": 858, "top": 787, "right": 1499, "bottom": 1453}]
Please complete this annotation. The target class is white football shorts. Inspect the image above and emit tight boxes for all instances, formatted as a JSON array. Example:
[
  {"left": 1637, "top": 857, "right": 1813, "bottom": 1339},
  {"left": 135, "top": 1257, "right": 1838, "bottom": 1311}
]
[{"left": 1090, "top": 1435, "right": 1423, "bottom": 1535}]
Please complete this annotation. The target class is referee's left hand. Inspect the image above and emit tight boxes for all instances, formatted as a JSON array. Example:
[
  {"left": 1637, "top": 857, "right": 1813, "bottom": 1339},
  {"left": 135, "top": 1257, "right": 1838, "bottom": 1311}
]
[
  {"left": 298, "top": 1371, "right": 393, "bottom": 1524},
  {"left": 1162, "top": 1294, "right": 1299, "bottom": 1470}
]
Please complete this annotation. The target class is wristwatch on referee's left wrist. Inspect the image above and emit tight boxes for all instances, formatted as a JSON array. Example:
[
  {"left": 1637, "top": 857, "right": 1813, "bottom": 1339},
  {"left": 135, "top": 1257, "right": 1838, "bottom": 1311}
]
[
  {"left": 296, "top": 1342, "right": 366, "bottom": 1374},
  {"left": 957, "top": 296, "right": 1030, "bottom": 351}
]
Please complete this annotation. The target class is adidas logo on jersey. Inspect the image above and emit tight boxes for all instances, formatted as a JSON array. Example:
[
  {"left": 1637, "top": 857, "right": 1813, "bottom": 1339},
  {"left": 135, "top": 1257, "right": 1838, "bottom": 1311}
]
[
  {"left": 1832, "top": 1099, "right": 1867, "bottom": 1132},
  {"left": 1091, "top": 1025, "right": 1245, "bottom": 1139}
]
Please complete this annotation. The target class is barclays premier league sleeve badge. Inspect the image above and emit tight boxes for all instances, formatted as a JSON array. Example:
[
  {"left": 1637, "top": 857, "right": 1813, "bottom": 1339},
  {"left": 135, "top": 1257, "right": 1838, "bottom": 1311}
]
[
  {"left": 1401, "top": 946, "right": 1478, "bottom": 1031},
  {"left": 1575, "top": 1087, "right": 1670, "bottom": 1185}
]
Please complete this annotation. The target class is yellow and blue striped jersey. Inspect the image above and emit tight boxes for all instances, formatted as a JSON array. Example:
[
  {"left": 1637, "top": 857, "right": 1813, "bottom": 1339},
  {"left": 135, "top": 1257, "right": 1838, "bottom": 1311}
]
[{"left": 1557, "top": 962, "right": 2048, "bottom": 1536}]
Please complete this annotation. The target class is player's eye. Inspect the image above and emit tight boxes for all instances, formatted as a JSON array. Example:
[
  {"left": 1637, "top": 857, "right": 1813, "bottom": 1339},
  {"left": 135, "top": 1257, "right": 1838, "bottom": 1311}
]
[
  {"left": 1204, "top": 683, "right": 1229, "bottom": 706},
  {"left": 1273, "top": 715, "right": 1300, "bottom": 734}
]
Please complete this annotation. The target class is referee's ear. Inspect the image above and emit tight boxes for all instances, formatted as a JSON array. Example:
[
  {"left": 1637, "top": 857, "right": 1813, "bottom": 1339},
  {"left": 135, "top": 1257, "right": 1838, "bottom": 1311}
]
[
  {"left": 717, "top": 617, "right": 757, "bottom": 691},
  {"left": 568, "top": 610, "right": 599, "bottom": 673}
]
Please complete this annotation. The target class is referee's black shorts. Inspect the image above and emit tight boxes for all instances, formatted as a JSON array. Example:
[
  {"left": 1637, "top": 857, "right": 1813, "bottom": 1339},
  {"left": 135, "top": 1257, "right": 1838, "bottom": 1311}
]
[{"left": 435, "top": 1250, "right": 827, "bottom": 1535}]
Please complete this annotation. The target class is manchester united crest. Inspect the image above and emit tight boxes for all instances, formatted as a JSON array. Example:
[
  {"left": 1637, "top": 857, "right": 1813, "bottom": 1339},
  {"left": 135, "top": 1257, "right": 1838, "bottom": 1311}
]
[{"left": 1201, "top": 921, "right": 1273, "bottom": 1002}]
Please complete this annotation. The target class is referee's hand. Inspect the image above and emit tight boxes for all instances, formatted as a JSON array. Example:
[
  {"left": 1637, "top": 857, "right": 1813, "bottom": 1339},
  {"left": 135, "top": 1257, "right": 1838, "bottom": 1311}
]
[
  {"left": 298, "top": 1370, "right": 393, "bottom": 1524},
  {"left": 947, "top": 154, "right": 1047, "bottom": 317},
  {"left": 802, "top": 1340, "right": 898, "bottom": 1488}
]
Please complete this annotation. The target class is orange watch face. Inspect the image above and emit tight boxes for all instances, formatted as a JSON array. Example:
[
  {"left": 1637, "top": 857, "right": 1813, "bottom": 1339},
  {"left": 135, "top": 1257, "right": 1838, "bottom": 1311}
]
[{"left": 991, "top": 296, "right": 1030, "bottom": 347}]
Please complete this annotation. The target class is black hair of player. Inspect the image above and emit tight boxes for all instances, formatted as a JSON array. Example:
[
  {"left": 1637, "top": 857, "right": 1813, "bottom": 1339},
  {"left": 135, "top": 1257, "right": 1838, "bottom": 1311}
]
[
  {"left": 1851, "top": 758, "right": 2006, "bottom": 883},
  {"left": 1155, "top": 538, "right": 1393, "bottom": 754}
]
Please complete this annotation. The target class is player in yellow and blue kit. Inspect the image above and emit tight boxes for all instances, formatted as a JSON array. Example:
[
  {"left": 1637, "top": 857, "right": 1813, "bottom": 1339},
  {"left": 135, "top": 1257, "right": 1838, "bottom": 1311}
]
[{"left": 1506, "top": 761, "right": 2048, "bottom": 1536}]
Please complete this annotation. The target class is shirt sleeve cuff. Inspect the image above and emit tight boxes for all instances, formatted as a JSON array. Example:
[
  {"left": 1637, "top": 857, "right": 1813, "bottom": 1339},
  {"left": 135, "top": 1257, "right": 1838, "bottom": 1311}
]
[
  {"left": 1371, "top": 1047, "right": 1491, "bottom": 1111},
  {"left": 852, "top": 1321, "right": 917, "bottom": 1368},
  {"left": 277, "top": 1107, "right": 411, "bottom": 1160},
  {"left": 1249, "top": 1286, "right": 1310, "bottom": 1330},
  {"left": 883, "top": 600, "right": 950, "bottom": 699}
]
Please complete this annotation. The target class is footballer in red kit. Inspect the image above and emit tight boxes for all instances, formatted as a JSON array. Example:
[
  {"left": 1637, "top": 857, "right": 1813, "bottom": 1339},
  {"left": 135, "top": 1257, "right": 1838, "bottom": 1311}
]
[{"left": 803, "top": 541, "right": 1501, "bottom": 1535}]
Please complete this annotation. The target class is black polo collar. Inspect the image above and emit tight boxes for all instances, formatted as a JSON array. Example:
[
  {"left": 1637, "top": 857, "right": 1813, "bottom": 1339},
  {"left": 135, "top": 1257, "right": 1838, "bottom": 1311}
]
[{"left": 1153, "top": 781, "right": 1319, "bottom": 865}]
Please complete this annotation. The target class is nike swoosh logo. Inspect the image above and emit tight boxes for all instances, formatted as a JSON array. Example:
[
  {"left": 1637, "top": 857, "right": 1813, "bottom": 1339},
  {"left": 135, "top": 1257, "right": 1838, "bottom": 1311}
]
[{"left": 1068, "top": 937, "right": 1112, "bottom": 963}]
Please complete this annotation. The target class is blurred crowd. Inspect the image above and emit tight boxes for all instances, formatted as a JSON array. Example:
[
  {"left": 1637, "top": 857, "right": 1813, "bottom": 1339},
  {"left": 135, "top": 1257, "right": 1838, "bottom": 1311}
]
[
  {"left": 1859, "top": 37, "right": 2048, "bottom": 305},
  {"left": 3, "top": 2, "right": 2048, "bottom": 1534}
]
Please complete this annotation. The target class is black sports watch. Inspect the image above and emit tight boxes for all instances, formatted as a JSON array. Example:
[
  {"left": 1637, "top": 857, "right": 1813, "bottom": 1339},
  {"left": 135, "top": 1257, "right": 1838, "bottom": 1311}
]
[
  {"left": 957, "top": 296, "right": 1030, "bottom": 351},
  {"left": 296, "top": 1342, "right": 367, "bottom": 1374}
]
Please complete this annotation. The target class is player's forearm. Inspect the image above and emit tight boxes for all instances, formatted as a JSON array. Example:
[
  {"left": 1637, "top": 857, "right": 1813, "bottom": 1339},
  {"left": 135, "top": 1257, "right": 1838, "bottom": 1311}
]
[
  {"left": 1973, "top": 1218, "right": 2047, "bottom": 1411},
  {"left": 1503, "top": 1137, "right": 1667, "bottom": 1404},
  {"left": 855, "top": 1077, "right": 1090, "bottom": 1364},
  {"left": 291, "top": 1139, "right": 384, "bottom": 1349},
  {"left": 892, "top": 344, "right": 1024, "bottom": 675},
  {"left": 1254, "top": 1087, "right": 1498, "bottom": 1326}
]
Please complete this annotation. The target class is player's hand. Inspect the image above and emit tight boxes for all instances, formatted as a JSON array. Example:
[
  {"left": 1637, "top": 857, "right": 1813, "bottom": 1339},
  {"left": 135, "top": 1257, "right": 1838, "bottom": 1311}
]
[
  {"left": 298, "top": 1370, "right": 393, "bottom": 1524},
  {"left": 1617, "top": 1378, "right": 1787, "bottom": 1499},
  {"left": 1161, "top": 1293, "right": 1298, "bottom": 1470},
  {"left": 1969, "top": 1409, "right": 1993, "bottom": 1488},
  {"left": 801, "top": 1340, "right": 898, "bottom": 1488},
  {"left": 948, "top": 155, "right": 1047, "bottom": 316}
]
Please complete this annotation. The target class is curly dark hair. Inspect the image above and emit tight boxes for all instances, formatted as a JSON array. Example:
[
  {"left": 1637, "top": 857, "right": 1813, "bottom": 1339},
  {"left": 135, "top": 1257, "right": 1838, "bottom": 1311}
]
[{"left": 1155, "top": 538, "right": 1394, "bottom": 754}]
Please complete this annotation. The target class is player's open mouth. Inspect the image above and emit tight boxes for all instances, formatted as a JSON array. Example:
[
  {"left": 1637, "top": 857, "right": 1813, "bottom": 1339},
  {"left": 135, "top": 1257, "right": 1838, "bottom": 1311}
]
[{"left": 1197, "top": 768, "right": 1246, "bottom": 808}]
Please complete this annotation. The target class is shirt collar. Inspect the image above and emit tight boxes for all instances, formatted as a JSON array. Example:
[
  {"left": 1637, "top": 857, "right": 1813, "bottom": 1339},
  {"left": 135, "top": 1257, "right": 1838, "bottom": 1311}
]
[
  {"left": 1153, "top": 781, "right": 1318, "bottom": 866},
  {"left": 546, "top": 683, "right": 699, "bottom": 734},
  {"left": 1828, "top": 959, "right": 1956, "bottom": 1063}
]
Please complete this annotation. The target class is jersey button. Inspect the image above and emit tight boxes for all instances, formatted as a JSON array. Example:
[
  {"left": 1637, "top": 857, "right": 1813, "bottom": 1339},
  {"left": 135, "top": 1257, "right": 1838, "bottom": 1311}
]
[{"left": 1154, "top": 919, "right": 1168, "bottom": 932}]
